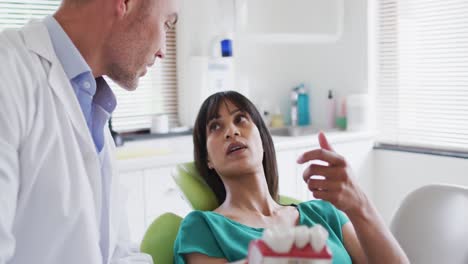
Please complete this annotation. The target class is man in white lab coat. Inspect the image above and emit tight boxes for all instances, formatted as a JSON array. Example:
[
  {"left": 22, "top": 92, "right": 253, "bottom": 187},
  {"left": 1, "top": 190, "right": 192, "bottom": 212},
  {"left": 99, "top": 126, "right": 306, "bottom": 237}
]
[{"left": 0, "top": 0, "right": 178, "bottom": 263}]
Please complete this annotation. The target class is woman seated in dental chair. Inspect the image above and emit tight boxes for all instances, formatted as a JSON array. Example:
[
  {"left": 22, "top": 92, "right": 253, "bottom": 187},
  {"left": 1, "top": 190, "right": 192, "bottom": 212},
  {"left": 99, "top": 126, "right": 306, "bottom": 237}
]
[{"left": 174, "top": 91, "right": 408, "bottom": 264}]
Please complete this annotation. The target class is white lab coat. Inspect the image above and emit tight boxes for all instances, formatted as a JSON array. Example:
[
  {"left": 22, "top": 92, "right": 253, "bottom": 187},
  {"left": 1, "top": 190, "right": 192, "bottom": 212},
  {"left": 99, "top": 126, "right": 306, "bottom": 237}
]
[{"left": 0, "top": 21, "right": 152, "bottom": 264}]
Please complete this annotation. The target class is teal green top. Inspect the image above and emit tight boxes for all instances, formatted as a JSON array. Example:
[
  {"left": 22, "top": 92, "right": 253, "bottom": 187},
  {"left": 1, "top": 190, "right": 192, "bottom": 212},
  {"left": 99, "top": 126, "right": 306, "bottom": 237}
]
[{"left": 174, "top": 200, "right": 352, "bottom": 264}]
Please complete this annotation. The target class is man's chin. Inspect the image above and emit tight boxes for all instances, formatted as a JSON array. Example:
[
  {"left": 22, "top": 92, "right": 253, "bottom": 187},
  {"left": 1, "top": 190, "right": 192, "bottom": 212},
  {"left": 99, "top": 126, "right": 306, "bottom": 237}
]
[
  {"left": 124, "top": 80, "right": 139, "bottom": 91},
  {"left": 112, "top": 77, "right": 139, "bottom": 91}
]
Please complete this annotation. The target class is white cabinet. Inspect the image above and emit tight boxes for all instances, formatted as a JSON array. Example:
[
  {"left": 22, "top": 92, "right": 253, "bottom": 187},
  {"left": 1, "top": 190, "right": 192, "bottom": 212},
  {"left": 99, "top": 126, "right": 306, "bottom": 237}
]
[
  {"left": 144, "top": 167, "right": 191, "bottom": 225},
  {"left": 332, "top": 139, "right": 374, "bottom": 174},
  {"left": 120, "top": 166, "right": 192, "bottom": 244},
  {"left": 294, "top": 148, "right": 315, "bottom": 202},
  {"left": 275, "top": 136, "right": 374, "bottom": 202},
  {"left": 276, "top": 150, "right": 299, "bottom": 200},
  {"left": 236, "top": 0, "right": 344, "bottom": 43}
]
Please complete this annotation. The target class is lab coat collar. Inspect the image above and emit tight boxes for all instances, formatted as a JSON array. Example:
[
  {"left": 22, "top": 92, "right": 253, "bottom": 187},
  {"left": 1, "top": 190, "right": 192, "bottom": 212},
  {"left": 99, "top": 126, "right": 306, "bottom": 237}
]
[{"left": 21, "top": 20, "right": 95, "bottom": 152}]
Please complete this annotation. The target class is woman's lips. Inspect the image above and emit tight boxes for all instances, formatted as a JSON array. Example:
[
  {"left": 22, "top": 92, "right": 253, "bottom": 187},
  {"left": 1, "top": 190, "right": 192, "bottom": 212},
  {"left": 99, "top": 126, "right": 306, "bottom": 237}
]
[
  {"left": 227, "top": 147, "right": 247, "bottom": 156},
  {"left": 226, "top": 142, "right": 248, "bottom": 155}
]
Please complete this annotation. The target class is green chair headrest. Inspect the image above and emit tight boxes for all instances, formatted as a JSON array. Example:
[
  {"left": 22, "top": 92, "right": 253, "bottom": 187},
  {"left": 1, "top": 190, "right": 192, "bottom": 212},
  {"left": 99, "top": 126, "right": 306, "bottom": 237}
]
[{"left": 172, "top": 162, "right": 219, "bottom": 211}]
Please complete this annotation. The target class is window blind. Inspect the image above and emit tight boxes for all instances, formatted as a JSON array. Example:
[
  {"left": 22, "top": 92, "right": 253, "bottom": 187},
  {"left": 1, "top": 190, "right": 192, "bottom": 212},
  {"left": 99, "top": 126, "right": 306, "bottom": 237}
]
[
  {"left": 0, "top": 0, "right": 61, "bottom": 27},
  {"left": 376, "top": 0, "right": 468, "bottom": 152},
  {"left": 0, "top": 0, "right": 178, "bottom": 133}
]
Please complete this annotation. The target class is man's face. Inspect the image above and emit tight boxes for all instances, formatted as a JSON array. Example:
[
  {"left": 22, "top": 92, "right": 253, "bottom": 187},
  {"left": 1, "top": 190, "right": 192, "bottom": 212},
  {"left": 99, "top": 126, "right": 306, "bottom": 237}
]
[{"left": 104, "top": 0, "right": 178, "bottom": 90}]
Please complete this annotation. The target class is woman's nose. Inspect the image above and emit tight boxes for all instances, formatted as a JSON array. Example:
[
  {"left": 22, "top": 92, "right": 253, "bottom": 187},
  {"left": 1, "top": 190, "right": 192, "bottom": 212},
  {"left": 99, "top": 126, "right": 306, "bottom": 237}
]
[{"left": 224, "top": 125, "right": 240, "bottom": 139}]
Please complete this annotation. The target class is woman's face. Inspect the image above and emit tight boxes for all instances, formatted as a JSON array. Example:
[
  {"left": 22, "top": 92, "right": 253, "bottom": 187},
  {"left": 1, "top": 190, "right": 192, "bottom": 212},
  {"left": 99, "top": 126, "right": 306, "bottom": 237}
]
[{"left": 206, "top": 100, "right": 264, "bottom": 177}]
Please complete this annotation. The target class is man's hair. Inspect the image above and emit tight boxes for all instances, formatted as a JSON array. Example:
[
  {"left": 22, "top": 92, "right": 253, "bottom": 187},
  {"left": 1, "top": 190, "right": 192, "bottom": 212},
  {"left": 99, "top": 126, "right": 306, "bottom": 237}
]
[{"left": 193, "top": 91, "right": 280, "bottom": 204}]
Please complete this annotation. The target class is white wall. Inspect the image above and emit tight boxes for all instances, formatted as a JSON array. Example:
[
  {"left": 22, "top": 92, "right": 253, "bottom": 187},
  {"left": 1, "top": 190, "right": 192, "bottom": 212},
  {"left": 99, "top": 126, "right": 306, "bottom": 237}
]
[
  {"left": 177, "top": 0, "right": 368, "bottom": 128},
  {"left": 237, "top": 0, "right": 368, "bottom": 127},
  {"left": 372, "top": 150, "right": 468, "bottom": 224}
]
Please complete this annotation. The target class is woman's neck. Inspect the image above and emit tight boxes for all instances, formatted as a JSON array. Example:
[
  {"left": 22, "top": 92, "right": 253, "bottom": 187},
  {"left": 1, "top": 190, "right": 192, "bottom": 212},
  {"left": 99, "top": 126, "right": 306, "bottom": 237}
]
[{"left": 220, "top": 170, "right": 280, "bottom": 216}]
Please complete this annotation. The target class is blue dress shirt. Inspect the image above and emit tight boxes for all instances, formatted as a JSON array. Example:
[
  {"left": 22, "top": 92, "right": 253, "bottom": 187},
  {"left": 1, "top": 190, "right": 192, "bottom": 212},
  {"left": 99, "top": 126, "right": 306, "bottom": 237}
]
[{"left": 44, "top": 16, "right": 116, "bottom": 152}]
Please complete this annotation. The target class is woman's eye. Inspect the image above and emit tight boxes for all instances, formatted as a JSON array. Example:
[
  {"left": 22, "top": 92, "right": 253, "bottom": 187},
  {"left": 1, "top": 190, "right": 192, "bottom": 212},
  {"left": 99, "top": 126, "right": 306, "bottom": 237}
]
[
  {"left": 209, "top": 123, "right": 221, "bottom": 132},
  {"left": 235, "top": 114, "right": 248, "bottom": 124}
]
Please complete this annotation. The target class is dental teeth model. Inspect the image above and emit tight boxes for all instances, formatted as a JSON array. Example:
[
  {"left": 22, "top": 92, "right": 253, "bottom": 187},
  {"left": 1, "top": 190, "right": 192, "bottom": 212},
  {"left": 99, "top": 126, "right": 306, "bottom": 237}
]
[{"left": 247, "top": 225, "right": 332, "bottom": 264}]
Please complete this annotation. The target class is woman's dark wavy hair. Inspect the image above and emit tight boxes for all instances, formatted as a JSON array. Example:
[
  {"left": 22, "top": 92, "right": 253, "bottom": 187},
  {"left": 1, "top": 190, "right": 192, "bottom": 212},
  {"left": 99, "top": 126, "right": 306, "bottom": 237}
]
[{"left": 193, "top": 91, "right": 279, "bottom": 204}]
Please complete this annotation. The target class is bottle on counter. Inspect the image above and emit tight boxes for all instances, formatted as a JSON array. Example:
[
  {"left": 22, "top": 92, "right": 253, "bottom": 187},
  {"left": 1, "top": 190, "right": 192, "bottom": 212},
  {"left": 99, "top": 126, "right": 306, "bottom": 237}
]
[
  {"left": 326, "top": 90, "right": 336, "bottom": 129},
  {"left": 296, "top": 84, "right": 310, "bottom": 126},
  {"left": 270, "top": 107, "right": 285, "bottom": 128},
  {"left": 335, "top": 96, "right": 347, "bottom": 130}
]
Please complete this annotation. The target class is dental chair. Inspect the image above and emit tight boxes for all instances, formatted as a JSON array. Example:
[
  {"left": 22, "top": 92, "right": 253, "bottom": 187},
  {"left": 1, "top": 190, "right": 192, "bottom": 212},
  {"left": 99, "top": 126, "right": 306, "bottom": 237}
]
[
  {"left": 140, "top": 162, "right": 301, "bottom": 264},
  {"left": 390, "top": 184, "right": 468, "bottom": 264}
]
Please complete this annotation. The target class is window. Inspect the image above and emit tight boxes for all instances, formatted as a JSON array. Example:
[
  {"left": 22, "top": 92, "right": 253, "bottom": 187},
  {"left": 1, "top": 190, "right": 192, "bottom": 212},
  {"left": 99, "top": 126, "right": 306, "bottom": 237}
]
[
  {"left": 0, "top": 1, "right": 61, "bottom": 27},
  {"left": 375, "top": 0, "right": 468, "bottom": 153},
  {"left": 0, "top": 0, "right": 178, "bottom": 133}
]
